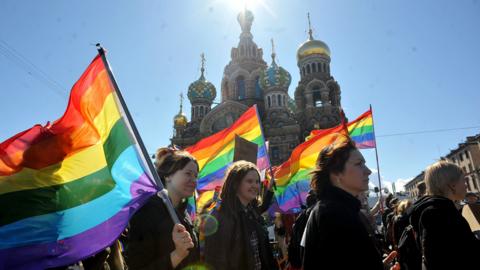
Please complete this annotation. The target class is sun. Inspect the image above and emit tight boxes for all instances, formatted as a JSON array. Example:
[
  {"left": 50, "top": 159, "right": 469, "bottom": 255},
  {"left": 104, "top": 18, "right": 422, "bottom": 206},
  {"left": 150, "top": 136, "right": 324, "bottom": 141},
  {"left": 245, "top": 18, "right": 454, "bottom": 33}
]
[{"left": 226, "top": 0, "right": 262, "bottom": 12}]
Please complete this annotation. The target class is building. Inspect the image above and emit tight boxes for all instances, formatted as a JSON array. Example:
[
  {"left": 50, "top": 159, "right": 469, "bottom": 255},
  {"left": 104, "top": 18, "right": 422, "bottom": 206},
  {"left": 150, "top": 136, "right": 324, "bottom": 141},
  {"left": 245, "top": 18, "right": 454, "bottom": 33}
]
[
  {"left": 443, "top": 134, "right": 480, "bottom": 194},
  {"left": 171, "top": 10, "right": 343, "bottom": 165},
  {"left": 404, "top": 171, "right": 424, "bottom": 198},
  {"left": 404, "top": 133, "right": 480, "bottom": 197}
]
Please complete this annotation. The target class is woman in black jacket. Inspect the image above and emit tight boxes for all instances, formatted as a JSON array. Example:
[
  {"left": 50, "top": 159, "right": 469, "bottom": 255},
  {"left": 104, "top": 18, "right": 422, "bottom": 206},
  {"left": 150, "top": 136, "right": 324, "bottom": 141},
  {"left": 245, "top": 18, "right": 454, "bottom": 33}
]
[
  {"left": 303, "top": 138, "right": 385, "bottom": 270},
  {"left": 410, "top": 161, "right": 480, "bottom": 269},
  {"left": 204, "top": 161, "right": 278, "bottom": 270},
  {"left": 125, "top": 148, "right": 200, "bottom": 270}
]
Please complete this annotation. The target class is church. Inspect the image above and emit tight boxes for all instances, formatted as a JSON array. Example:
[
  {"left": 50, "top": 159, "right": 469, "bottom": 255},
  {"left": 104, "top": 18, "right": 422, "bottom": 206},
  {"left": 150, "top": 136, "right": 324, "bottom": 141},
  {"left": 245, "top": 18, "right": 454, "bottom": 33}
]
[{"left": 171, "top": 9, "right": 343, "bottom": 166}]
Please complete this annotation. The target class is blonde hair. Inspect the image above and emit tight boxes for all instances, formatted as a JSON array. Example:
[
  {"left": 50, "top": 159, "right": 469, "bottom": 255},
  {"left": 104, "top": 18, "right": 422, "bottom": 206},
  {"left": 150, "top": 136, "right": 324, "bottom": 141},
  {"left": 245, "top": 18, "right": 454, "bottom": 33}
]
[
  {"left": 424, "top": 161, "right": 464, "bottom": 197},
  {"left": 394, "top": 199, "right": 412, "bottom": 216}
]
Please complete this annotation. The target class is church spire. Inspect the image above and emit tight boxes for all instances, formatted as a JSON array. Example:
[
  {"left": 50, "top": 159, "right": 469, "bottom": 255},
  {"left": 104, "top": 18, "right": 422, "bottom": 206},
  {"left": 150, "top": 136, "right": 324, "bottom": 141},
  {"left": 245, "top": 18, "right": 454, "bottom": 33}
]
[
  {"left": 307, "top": 12, "right": 314, "bottom": 40},
  {"left": 200, "top": 53, "right": 206, "bottom": 80},
  {"left": 270, "top": 38, "right": 277, "bottom": 64},
  {"left": 179, "top": 92, "right": 184, "bottom": 114}
]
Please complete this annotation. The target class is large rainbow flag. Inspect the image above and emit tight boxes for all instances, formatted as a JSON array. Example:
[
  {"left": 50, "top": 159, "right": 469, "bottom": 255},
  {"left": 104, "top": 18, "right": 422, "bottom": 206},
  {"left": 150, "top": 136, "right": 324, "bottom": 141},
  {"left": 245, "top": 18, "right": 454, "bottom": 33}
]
[
  {"left": 186, "top": 105, "right": 269, "bottom": 192},
  {"left": 307, "top": 109, "right": 376, "bottom": 149},
  {"left": 272, "top": 124, "right": 349, "bottom": 213},
  {"left": 0, "top": 53, "right": 157, "bottom": 269}
]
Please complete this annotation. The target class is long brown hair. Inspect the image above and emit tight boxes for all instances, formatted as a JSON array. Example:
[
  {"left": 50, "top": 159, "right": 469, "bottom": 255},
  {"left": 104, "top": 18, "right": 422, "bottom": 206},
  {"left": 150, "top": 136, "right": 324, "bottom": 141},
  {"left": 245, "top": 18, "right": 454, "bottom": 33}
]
[
  {"left": 154, "top": 147, "right": 198, "bottom": 185},
  {"left": 220, "top": 160, "right": 260, "bottom": 214},
  {"left": 310, "top": 139, "right": 357, "bottom": 199}
]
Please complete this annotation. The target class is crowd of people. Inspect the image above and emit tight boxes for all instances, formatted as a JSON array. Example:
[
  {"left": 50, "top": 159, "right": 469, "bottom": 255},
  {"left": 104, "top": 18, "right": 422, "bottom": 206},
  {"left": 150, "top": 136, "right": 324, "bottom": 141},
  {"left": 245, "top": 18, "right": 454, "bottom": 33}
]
[{"left": 54, "top": 139, "right": 480, "bottom": 270}]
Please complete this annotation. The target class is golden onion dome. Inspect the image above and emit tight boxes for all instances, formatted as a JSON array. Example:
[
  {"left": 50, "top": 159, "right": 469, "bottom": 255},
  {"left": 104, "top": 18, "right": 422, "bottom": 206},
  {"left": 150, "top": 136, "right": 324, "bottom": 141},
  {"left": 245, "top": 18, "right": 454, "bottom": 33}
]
[
  {"left": 174, "top": 112, "right": 188, "bottom": 127},
  {"left": 297, "top": 12, "right": 331, "bottom": 61},
  {"left": 297, "top": 39, "right": 331, "bottom": 61}
]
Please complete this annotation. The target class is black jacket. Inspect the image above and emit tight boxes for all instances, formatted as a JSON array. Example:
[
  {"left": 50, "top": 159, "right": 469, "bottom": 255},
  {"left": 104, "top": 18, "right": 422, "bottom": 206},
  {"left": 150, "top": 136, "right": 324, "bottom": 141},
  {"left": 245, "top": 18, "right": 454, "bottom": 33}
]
[
  {"left": 409, "top": 195, "right": 480, "bottom": 270},
  {"left": 204, "top": 200, "right": 278, "bottom": 270},
  {"left": 303, "top": 186, "right": 384, "bottom": 270},
  {"left": 125, "top": 195, "right": 200, "bottom": 270}
]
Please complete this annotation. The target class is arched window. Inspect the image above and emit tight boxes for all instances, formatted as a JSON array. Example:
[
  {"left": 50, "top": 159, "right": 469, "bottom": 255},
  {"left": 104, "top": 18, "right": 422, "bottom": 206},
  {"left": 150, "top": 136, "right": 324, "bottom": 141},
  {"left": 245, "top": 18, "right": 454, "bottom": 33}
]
[
  {"left": 317, "top": 63, "right": 322, "bottom": 72},
  {"left": 306, "top": 64, "right": 311, "bottom": 74},
  {"left": 278, "top": 95, "right": 282, "bottom": 106},
  {"left": 272, "top": 94, "right": 277, "bottom": 106},
  {"left": 312, "top": 86, "right": 321, "bottom": 107},
  {"left": 267, "top": 96, "right": 271, "bottom": 107},
  {"left": 236, "top": 76, "right": 246, "bottom": 99},
  {"left": 255, "top": 76, "right": 262, "bottom": 98},
  {"left": 200, "top": 106, "right": 204, "bottom": 117},
  {"left": 312, "top": 63, "right": 317, "bottom": 73}
]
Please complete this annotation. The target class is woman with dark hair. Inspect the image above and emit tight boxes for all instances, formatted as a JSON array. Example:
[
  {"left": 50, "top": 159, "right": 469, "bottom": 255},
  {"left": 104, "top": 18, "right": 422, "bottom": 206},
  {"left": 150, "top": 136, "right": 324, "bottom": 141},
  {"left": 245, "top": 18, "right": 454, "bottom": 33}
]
[
  {"left": 204, "top": 160, "right": 278, "bottom": 270},
  {"left": 125, "top": 148, "right": 200, "bottom": 270},
  {"left": 303, "top": 138, "right": 385, "bottom": 270}
]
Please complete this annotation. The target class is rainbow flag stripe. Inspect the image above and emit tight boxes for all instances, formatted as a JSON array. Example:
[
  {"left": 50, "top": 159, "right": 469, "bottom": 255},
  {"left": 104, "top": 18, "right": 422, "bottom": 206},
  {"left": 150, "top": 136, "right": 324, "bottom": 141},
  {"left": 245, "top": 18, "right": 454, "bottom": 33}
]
[
  {"left": 0, "top": 54, "right": 156, "bottom": 269},
  {"left": 347, "top": 109, "right": 375, "bottom": 149},
  {"left": 307, "top": 109, "right": 376, "bottom": 149},
  {"left": 272, "top": 124, "right": 349, "bottom": 213},
  {"left": 186, "top": 105, "right": 269, "bottom": 192}
]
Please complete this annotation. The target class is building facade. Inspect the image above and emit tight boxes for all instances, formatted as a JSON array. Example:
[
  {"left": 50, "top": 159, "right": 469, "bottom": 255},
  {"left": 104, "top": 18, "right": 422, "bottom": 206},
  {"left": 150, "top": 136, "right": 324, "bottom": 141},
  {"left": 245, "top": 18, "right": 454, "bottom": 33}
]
[
  {"left": 405, "top": 134, "right": 480, "bottom": 197},
  {"left": 171, "top": 10, "right": 343, "bottom": 165}
]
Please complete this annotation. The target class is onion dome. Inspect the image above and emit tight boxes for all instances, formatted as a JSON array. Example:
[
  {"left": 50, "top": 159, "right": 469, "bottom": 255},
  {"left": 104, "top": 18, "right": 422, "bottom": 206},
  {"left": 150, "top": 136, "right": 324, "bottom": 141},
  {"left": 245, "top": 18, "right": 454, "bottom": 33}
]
[
  {"left": 296, "top": 13, "right": 331, "bottom": 61},
  {"left": 188, "top": 53, "right": 216, "bottom": 103},
  {"left": 260, "top": 39, "right": 292, "bottom": 90},
  {"left": 174, "top": 93, "right": 188, "bottom": 127}
]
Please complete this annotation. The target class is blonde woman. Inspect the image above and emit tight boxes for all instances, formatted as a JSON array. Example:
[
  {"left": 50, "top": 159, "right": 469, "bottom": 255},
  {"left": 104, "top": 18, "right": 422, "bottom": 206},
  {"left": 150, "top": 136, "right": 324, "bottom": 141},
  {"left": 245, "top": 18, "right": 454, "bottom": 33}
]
[{"left": 408, "top": 161, "right": 480, "bottom": 269}]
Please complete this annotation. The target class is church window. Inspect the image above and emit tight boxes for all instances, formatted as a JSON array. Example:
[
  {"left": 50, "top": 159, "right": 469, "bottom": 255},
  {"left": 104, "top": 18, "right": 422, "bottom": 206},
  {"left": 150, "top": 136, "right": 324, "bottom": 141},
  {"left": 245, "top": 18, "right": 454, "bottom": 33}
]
[
  {"left": 306, "top": 64, "right": 311, "bottom": 74},
  {"left": 318, "top": 63, "right": 322, "bottom": 72},
  {"left": 312, "top": 86, "right": 321, "bottom": 107},
  {"left": 312, "top": 63, "right": 317, "bottom": 73},
  {"left": 200, "top": 106, "right": 204, "bottom": 117},
  {"left": 278, "top": 95, "right": 282, "bottom": 106},
  {"left": 255, "top": 76, "right": 262, "bottom": 98},
  {"left": 268, "top": 96, "right": 271, "bottom": 107},
  {"left": 236, "top": 76, "right": 246, "bottom": 99}
]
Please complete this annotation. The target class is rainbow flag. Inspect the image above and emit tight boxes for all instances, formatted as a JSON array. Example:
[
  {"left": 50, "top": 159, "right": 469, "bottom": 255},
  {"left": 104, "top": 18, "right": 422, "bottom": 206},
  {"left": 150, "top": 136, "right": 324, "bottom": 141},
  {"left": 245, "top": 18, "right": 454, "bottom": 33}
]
[
  {"left": 186, "top": 105, "right": 269, "bottom": 192},
  {"left": 307, "top": 109, "right": 376, "bottom": 149},
  {"left": 347, "top": 109, "right": 375, "bottom": 149},
  {"left": 0, "top": 54, "right": 157, "bottom": 269},
  {"left": 272, "top": 124, "right": 349, "bottom": 213}
]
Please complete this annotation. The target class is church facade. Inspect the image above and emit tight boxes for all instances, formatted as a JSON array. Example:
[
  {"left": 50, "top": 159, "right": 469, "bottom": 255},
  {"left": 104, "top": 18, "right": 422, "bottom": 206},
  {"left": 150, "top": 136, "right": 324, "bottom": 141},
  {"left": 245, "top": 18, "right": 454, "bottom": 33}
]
[{"left": 171, "top": 10, "right": 343, "bottom": 166}]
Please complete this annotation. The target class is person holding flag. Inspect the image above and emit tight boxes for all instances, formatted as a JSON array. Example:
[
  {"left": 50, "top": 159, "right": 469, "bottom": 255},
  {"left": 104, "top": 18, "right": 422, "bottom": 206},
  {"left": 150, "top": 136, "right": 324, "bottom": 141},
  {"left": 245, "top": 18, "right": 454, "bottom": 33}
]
[{"left": 125, "top": 148, "right": 200, "bottom": 270}]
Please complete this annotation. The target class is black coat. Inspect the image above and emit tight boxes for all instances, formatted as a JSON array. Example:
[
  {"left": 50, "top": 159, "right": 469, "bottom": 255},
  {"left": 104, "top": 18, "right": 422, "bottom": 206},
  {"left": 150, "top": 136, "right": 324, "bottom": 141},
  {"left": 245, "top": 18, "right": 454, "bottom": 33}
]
[
  {"left": 125, "top": 196, "right": 200, "bottom": 270},
  {"left": 410, "top": 195, "right": 480, "bottom": 270},
  {"left": 204, "top": 201, "right": 278, "bottom": 270},
  {"left": 303, "top": 186, "right": 384, "bottom": 270}
]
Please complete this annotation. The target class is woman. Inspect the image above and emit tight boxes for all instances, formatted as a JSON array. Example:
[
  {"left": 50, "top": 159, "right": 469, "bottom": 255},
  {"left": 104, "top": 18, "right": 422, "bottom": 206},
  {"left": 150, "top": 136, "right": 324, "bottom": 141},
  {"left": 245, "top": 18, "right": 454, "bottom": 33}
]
[
  {"left": 409, "top": 161, "right": 480, "bottom": 269},
  {"left": 303, "top": 139, "right": 385, "bottom": 270},
  {"left": 204, "top": 161, "right": 278, "bottom": 270},
  {"left": 125, "top": 148, "right": 200, "bottom": 270}
]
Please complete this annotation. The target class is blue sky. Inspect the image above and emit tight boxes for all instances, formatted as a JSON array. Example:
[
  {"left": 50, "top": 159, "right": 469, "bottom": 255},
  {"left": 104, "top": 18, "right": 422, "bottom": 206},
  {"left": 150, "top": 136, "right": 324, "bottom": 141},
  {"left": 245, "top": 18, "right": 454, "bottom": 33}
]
[{"left": 1, "top": 0, "right": 479, "bottom": 191}]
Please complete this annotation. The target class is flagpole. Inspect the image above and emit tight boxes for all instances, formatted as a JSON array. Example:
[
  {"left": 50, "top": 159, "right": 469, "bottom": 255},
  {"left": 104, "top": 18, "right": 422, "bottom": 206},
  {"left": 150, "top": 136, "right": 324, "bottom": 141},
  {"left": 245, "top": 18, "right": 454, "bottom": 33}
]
[
  {"left": 97, "top": 44, "right": 180, "bottom": 224},
  {"left": 254, "top": 105, "right": 277, "bottom": 190},
  {"left": 370, "top": 104, "right": 384, "bottom": 213}
]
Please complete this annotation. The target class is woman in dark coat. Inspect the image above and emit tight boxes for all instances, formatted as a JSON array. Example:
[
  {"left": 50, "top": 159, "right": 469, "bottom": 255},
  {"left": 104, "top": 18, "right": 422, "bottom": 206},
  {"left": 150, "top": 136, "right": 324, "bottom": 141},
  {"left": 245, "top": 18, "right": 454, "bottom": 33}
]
[
  {"left": 409, "top": 161, "right": 480, "bottom": 269},
  {"left": 303, "top": 139, "right": 385, "bottom": 270},
  {"left": 125, "top": 148, "right": 200, "bottom": 270},
  {"left": 204, "top": 161, "right": 278, "bottom": 270}
]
